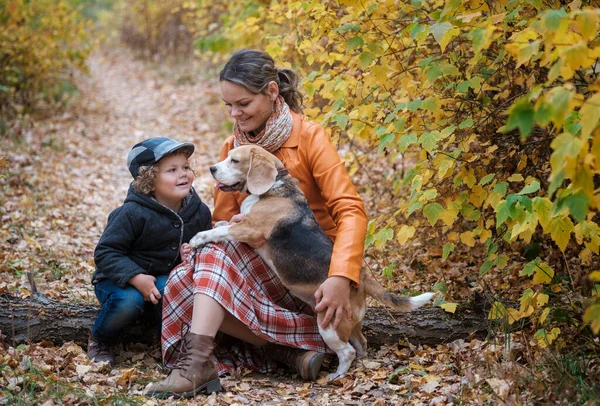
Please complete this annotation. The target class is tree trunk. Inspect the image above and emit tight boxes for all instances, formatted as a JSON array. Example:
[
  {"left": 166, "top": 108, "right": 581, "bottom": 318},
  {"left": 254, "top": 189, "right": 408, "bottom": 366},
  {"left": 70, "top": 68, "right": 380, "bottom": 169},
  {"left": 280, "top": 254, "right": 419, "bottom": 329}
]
[{"left": 0, "top": 294, "right": 491, "bottom": 348}]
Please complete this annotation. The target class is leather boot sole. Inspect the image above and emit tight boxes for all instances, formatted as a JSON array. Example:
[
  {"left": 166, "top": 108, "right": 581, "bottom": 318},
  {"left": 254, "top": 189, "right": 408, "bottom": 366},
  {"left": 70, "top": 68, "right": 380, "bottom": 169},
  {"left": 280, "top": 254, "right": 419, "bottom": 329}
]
[
  {"left": 147, "top": 378, "right": 223, "bottom": 399},
  {"left": 305, "top": 352, "right": 325, "bottom": 381}
]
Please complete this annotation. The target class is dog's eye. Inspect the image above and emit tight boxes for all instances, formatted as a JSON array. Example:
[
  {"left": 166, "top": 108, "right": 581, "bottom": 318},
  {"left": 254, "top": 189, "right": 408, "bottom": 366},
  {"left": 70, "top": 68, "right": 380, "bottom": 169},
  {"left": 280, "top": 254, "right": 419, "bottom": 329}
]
[{"left": 230, "top": 158, "right": 239, "bottom": 164}]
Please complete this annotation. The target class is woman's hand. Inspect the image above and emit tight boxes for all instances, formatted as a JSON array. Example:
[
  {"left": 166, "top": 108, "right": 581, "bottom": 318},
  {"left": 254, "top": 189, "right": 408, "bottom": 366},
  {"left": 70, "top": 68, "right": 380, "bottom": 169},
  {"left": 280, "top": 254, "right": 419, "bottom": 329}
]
[
  {"left": 180, "top": 243, "right": 192, "bottom": 265},
  {"left": 314, "top": 276, "right": 352, "bottom": 329},
  {"left": 129, "top": 274, "right": 161, "bottom": 304}
]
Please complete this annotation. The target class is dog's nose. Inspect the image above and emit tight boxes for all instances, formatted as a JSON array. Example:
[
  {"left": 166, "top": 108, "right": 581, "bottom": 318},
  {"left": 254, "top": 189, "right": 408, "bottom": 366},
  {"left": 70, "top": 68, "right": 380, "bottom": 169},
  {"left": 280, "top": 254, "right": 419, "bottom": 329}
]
[{"left": 210, "top": 166, "right": 217, "bottom": 174}]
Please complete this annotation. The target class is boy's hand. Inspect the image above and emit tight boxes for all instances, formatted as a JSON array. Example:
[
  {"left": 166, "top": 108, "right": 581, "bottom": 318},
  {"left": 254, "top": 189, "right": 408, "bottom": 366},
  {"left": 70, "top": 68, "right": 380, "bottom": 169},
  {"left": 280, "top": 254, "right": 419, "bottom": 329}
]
[
  {"left": 180, "top": 243, "right": 192, "bottom": 265},
  {"left": 314, "top": 276, "right": 352, "bottom": 329},
  {"left": 129, "top": 274, "right": 161, "bottom": 304}
]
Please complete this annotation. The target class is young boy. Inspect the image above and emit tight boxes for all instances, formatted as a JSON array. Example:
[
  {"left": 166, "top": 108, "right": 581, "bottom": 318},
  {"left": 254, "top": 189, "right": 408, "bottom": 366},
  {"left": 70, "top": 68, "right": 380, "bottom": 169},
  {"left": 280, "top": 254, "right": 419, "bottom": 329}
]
[{"left": 88, "top": 137, "right": 211, "bottom": 364}]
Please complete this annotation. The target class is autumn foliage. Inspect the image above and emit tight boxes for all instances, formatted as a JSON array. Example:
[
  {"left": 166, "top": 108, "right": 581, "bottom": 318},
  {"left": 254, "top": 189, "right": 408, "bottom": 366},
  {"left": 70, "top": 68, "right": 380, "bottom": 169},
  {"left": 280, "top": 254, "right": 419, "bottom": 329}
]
[
  {"left": 0, "top": 0, "right": 93, "bottom": 117},
  {"left": 116, "top": 0, "right": 600, "bottom": 347}
]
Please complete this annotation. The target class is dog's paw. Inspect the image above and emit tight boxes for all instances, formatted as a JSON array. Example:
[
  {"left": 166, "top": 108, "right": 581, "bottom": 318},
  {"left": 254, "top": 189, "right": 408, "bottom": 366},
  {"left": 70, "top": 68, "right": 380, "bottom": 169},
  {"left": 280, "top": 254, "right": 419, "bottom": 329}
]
[
  {"left": 214, "top": 221, "right": 229, "bottom": 228},
  {"left": 189, "top": 233, "right": 207, "bottom": 248}
]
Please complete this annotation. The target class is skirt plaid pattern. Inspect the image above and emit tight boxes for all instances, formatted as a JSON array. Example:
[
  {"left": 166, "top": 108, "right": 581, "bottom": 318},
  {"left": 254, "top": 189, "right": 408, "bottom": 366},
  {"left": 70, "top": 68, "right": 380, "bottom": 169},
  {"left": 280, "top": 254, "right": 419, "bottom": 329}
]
[{"left": 161, "top": 241, "right": 328, "bottom": 375}]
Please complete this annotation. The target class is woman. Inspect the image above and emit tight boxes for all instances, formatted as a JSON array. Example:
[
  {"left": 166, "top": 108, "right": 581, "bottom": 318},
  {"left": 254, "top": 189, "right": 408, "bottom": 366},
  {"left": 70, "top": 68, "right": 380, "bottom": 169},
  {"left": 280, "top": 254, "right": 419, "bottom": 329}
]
[{"left": 146, "top": 49, "right": 367, "bottom": 399}]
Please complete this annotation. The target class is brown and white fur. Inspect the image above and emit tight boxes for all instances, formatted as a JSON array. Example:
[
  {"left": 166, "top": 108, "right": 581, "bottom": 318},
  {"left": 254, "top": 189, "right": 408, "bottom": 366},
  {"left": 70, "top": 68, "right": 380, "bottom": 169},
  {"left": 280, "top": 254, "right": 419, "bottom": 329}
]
[{"left": 189, "top": 145, "right": 434, "bottom": 381}]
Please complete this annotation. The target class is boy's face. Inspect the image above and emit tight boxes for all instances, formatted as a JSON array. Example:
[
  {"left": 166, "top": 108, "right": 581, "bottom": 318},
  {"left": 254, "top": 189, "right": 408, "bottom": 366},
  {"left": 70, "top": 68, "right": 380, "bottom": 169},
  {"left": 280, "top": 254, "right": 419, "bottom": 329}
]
[{"left": 153, "top": 153, "right": 193, "bottom": 208}]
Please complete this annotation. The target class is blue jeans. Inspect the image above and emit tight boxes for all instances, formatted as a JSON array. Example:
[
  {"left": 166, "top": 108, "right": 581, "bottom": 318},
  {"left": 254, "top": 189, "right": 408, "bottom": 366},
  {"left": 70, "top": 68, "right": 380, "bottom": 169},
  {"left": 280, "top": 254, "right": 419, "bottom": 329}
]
[{"left": 91, "top": 275, "right": 168, "bottom": 340}]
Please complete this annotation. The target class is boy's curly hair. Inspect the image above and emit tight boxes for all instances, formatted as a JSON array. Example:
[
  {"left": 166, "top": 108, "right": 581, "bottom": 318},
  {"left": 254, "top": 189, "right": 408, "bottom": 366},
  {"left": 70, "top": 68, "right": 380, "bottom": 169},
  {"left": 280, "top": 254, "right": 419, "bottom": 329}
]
[{"left": 132, "top": 148, "right": 194, "bottom": 195}]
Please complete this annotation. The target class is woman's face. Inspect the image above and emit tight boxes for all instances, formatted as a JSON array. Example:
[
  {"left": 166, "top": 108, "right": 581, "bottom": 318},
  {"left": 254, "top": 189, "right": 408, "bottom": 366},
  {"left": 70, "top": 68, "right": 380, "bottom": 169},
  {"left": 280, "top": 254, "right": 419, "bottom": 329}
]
[{"left": 220, "top": 80, "right": 279, "bottom": 134}]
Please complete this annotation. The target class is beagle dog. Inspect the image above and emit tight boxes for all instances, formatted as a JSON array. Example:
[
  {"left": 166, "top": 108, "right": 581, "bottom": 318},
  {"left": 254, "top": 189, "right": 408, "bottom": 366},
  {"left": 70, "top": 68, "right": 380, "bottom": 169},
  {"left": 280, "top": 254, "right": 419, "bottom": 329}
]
[{"left": 189, "top": 145, "right": 434, "bottom": 381}]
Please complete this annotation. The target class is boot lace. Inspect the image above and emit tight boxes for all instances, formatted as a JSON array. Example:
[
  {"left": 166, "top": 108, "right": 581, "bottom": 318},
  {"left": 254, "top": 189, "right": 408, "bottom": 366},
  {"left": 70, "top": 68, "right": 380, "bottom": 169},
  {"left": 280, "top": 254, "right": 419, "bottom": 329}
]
[{"left": 173, "top": 322, "right": 192, "bottom": 370}]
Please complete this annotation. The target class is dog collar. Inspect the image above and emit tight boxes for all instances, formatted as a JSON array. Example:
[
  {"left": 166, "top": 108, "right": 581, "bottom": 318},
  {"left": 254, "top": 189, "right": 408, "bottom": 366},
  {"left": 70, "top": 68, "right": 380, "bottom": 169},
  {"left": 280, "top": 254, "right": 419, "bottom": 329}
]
[{"left": 276, "top": 169, "right": 289, "bottom": 179}]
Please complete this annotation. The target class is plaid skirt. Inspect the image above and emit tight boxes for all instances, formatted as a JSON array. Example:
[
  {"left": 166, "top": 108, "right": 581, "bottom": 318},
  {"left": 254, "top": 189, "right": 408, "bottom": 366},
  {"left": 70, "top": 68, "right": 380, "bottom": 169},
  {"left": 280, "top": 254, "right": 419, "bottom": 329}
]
[{"left": 161, "top": 241, "right": 328, "bottom": 375}]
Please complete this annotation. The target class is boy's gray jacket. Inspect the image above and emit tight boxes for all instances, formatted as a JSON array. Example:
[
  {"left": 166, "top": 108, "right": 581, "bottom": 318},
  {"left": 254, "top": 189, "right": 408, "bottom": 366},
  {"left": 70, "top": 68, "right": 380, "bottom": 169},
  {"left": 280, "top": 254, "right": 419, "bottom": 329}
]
[{"left": 92, "top": 186, "right": 211, "bottom": 287}]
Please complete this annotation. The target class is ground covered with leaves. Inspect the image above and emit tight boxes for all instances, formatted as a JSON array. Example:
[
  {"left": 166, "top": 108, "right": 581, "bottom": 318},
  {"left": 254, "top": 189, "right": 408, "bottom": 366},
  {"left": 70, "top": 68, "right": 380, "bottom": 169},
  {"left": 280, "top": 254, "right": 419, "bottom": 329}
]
[{"left": 1, "top": 50, "right": 598, "bottom": 405}]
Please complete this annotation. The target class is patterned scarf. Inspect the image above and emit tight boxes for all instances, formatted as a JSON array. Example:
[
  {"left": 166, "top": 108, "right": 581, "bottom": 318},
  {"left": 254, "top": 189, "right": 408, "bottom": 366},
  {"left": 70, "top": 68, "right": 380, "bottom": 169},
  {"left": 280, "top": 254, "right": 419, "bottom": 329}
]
[{"left": 233, "top": 96, "right": 293, "bottom": 153}]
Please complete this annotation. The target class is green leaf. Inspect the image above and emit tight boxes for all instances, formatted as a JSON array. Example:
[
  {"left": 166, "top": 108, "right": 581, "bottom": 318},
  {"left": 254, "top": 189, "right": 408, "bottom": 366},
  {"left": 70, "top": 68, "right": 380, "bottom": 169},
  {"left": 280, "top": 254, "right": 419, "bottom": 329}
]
[
  {"left": 347, "top": 36, "right": 364, "bottom": 50},
  {"left": 429, "top": 21, "right": 453, "bottom": 44},
  {"left": 561, "top": 192, "right": 590, "bottom": 223},
  {"left": 480, "top": 260, "right": 493, "bottom": 276},
  {"left": 496, "top": 200, "right": 509, "bottom": 226},
  {"left": 479, "top": 173, "right": 495, "bottom": 186},
  {"left": 518, "top": 180, "right": 540, "bottom": 195},
  {"left": 459, "top": 118, "right": 474, "bottom": 129},
  {"left": 419, "top": 132, "right": 438, "bottom": 152},
  {"left": 504, "top": 98, "right": 535, "bottom": 138},
  {"left": 544, "top": 8, "right": 567, "bottom": 31},
  {"left": 398, "top": 133, "right": 417, "bottom": 153},
  {"left": 433, "top": 281, "right": 448, "bottom": 293},
  {"left": 493, "top": 181, "right": 509, "bottom": 196},
  {"left": 334, "top": 114, "right": 349, "bottom": 129},
  {"left": 378, "top": 132, "right": 395, "bottom": 154},
  {"left": 442, "top": 243, "right": 454, "bottom": 260},
  {"left": 423, "top": 202, "right": 444, "bottom": 226},
  {"left": 374, "top": 228, "right": 394, "bottom": 249},
  {"left": 520, "top": 258, "right": 539, "bottom": 277},
  {"left": 407, "top": 199, "right": 423, "bottom": 217},
  {"left": 359, "top": 52, "right": 375, "bottom": 68}
]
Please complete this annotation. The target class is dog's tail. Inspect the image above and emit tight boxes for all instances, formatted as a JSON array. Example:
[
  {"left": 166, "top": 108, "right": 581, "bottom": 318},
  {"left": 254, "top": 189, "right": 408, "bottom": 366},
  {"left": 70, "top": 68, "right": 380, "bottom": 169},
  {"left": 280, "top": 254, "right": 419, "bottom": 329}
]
[{"left": 362, "top": 272, "right": 435, "bottom": 311}]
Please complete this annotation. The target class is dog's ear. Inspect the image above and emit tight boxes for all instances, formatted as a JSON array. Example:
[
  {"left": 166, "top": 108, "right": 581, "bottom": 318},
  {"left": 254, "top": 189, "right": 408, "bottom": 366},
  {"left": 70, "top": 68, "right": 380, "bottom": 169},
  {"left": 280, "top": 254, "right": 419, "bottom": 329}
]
[{"left": 247, "top": 150, "right": 278, "bottom": 195}]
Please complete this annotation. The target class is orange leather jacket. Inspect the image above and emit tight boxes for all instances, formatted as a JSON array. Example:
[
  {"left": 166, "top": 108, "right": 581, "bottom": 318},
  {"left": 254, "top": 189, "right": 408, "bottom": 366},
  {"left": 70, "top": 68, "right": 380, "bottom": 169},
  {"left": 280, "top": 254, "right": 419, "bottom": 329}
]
[{"left": 212, "top": 111, "right": 368, "bottom": 285}]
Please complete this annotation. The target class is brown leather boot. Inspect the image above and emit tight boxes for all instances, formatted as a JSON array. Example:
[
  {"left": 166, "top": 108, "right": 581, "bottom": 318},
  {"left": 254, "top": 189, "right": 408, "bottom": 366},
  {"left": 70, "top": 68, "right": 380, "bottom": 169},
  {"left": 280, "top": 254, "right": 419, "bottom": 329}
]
[
  {"left": 145, "top": 333, "right": 222, "bottom": 398},
  {"left": 87, "top": 334, "right": 115, "bottom": 365},
  {"left": 268, "top": 344, "right": 325, "bottom": 381}
]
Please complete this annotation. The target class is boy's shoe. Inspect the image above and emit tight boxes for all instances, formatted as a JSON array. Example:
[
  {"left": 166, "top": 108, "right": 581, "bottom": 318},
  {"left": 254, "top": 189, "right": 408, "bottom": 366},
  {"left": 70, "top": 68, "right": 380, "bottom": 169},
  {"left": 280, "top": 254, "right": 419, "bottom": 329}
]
[{"left": 87, "top": 334, "right": 115, "bottom": 365}]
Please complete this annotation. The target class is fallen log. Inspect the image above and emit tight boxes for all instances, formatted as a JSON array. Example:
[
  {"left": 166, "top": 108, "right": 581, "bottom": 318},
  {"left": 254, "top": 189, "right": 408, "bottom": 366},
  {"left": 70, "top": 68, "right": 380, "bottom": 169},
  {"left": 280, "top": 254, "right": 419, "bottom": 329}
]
[{"left": 0, "top": 294, "right": 490, "bottom": 348}]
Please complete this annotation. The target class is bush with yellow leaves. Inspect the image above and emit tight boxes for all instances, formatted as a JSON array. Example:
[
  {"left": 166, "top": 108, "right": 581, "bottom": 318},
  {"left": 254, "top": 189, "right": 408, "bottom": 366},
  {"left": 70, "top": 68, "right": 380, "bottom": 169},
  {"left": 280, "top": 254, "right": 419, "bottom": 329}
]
[{"left": 0, "top": 0, "right": 93, "bottom": 117}]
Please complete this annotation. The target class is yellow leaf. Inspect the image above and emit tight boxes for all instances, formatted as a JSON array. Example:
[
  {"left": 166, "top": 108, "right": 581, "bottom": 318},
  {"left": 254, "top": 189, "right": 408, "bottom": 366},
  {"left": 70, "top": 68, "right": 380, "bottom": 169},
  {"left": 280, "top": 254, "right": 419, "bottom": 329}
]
[
  {"left": 535, "top": 327, "right": 560, "bottom": 348},
  {"left": 507, "top": 308, "right": 521, "bottom": 325},
  {"left": 535, "top": 292, "right": 549, "bottom": 307},
  {"left": 439, "top": 204, "right": 459, "bottom": 227},
  {"left": 533, "top": 197, "right": 553, "bottom": 232},
  {"left": 590, "top": 271, "right": 600, "bottom": 282},
  {"left": 539, "top": 307, "right": 551, "bottom": 324},
  {"left": 520, "top": 289, "right": 534, "bottom": 316},
  {"left": 580, "top": 93, "right": 600, "bottom": 139},
  {"left": 460, "top": 231, "right": 476, "bottom": 247},
  {"left": 439, "top": 28, "right": 461, "bottom": 52},
  {"left": 533, "top": 263, "right": 555, "bottom": 284},
  {"left": 583, "top": 304, "right": 600, "bottom": 334},
  {"left": 488, "top": 301, "right": 507, "bottom": 320},
  {"left": 441, "top": 302, "right": 458, "bottom": 313},
  {"left": 560, "top": 42, "right": 590, "bottom": 72},
  {"left": 372, "top": 65, "right": 389, "bottom": 85},
  {"left": 479, "top": 228, "right": 492, "bottom": 244},
  {"left": 576, "top": 10, "right": 599, "bottom": 41},
  {"left": 396, "top": 225, "right": 416, "bottom": 244},
  {"left": 409, "top": 362, "right": 424, "bottom": 371},
  {"left": 549, "top": 215, "right": 575, "bottom": 251},
  {"left": 507, "top": 173, "right": 524, "bottom": 182}
]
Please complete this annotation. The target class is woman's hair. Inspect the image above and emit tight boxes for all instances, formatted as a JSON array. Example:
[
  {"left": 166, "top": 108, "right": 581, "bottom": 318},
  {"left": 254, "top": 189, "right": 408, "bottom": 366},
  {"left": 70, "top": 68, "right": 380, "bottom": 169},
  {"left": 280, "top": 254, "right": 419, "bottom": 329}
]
[
  {"left": 219, "top": 49, "right": 304, "bottom": 114},
  {"left": 132, "top": 148, "right": 194, "bottom": 195}
]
